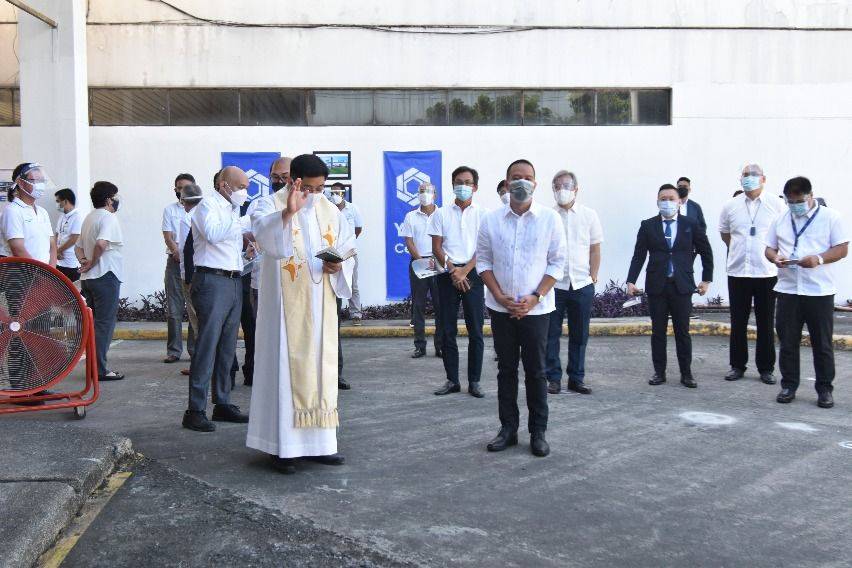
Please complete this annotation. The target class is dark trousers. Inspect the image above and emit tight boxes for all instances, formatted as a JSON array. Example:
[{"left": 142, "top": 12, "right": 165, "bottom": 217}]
[
  {"left": 490, "top": 310, "right": 549, "bottom": 434},
  {"left": 545, "top": 284, "right": 594, "bottom": 384},
  {"left": 56, "top": 265, "right": 80, "bottom": 283},
  {"left": 436, "top": 270, "right": 484, "bottom": 385},
  {"left": 337, "top": 298, "right": 343, "bottom": 376},
  {"left": 728, "top": 276, "right": 777, "bottom": 373},
  {"left": 240, "top": 274, "right": 255, "bottom": 382},
  {"left": 409, "top": 262, "right": 443, "bottom": 352},
  {"left": 776, "top": 293, "right": 835, "bottom": 394},
  {"left": 81, "top": 271, "right": 120, "bottom": 376},
  {"left": 188, "top": 271, "right": 242, "bottom": 411},
  {"left": 647, "top": 280, "right": 693, "bottom": 376}
]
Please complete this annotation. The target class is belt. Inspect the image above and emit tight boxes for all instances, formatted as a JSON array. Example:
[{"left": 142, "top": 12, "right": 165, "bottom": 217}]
[
  {"left": 452, "top": 262, "right": 468, "bottom": 267},
  {"left": 196, "top": 266, "right": 242, "bottom": 279}
]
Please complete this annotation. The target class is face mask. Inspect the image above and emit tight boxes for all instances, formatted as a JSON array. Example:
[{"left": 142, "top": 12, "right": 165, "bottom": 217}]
[
  {"left": 419, "top": 192, "right": 434, "bottom": 206},
  {"left": 271, "top": 181, "right": 286, "bottom": 192},
  {"left": 658, "top": 200, "right": 679, "bottom": 217},
  {"left": 110, "top": 197, "right": 120, "bottom": 212},
  {"left": 787, "top": 201, "right": 810, "bottom": 217},
  {"left": 741, "top": 176, "right": 761, "bottom": 192},
  {"left": 304, "top": 192, "right": 320, "bottom": 209},
  {"left": 499, "top": 193, "right": 510, "bottom": 205},
  {"left": 56, "top": 203, "right": 65, "bottom": 213},
  {"left": 509, "top": 179, "right": 535, "bottom": 203},
  {"left": 175, "top": 190, "right": 182, "bottom": 201},
  {"left": 330, "top": 193, "right": 344, "bottom": 205},
  {"left": 453, "top": 184, "right": 473, "bottom": 201},
  {"left": 22, "top": 181, "right": 45, "bottom": 200},
  {"left": 229, "top": 188, "right": 248, "bottom": 207},
  {"left": 554, "top": 189, "right": 576, "bottom": 206},
  {"left": 676, "top": 186, "right": 689, "bottom": 200}
]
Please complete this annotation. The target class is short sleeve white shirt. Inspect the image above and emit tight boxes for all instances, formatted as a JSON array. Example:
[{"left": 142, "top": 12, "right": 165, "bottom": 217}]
[
  {"left": 0, "top": 205, "right": 10, "bottom": 257},
  {"left": 400, "top": 207, "right": 439, "bottom": 258},
  {"left": 77, "top": 208, "right": 124, "bottom": 282},
  {"left": 765, "top": 204, "right": 848, "bottom": 296},
  {"left": 2, "top": 198, "right": 54, "bottom": 263},
  {"left": 718, "top": 192, "right": 784, "bottom": 278},
  {"left": 55, "top": 208, "right": 83, "bottom": 268},
  {"left": 427, "top": 201, "right": 485, "bottom": 265},
  {"left": 554, "top": 203, "right": 603, "bottom": 290},
  {"left": 161, "top": 202, "right": 186, "bottom": 254},
  {"left": 339, "top": 201, "right": 363, "bottom": 248}
]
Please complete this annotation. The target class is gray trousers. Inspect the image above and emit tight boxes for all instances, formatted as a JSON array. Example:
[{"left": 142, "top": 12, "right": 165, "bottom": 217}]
[
  {"left": 188, "top": 271, "right": 242, "bottom": 412},
  {"left": 165, "top": 257, "right": 194, "bottom": 357},
  {"left": 81, "top": 271, "right": 120, "bottom": 377},
  {"left": 348, "top": 255, "right": 362, "bottom": 318}
]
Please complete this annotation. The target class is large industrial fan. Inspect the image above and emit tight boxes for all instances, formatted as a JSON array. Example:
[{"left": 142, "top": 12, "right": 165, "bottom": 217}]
[{"left": 0, "top": 257, "right": 99, "bottom": 418}]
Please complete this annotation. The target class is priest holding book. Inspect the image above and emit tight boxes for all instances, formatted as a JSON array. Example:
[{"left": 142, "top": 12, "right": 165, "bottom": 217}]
[{"left": 246, "top": 154, "right": 355, "bottom": 475}]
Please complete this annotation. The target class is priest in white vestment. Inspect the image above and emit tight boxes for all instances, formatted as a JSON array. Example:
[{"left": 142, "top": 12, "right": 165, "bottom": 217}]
[{"left": 246, "top": 154, "right": 355, "bottom": 474}]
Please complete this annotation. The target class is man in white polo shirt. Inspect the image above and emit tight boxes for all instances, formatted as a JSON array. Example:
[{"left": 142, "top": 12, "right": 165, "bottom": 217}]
[
  {"left": 162, "top": 173, "right": 196, "bottom": 364},
  {"left": 765, "top": 176, "right": 848, "bottom": 409},
  {"left": 719, "top": 163, "right": 784, "bottom": 385},
  {"left": 54, "top": 188, "right": 83, "bottom": 282},
  {"left": 329, "top": 182, "right": 364, "bottom": 324},
  {"left": 401, "top": 182, "right": 443, "bottom": 358},
  {"left": 3, "top": 163, "right": 56, "bottom": 265}
]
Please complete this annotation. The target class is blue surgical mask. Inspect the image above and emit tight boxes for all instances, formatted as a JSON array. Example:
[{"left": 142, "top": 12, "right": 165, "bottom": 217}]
[
  {"left": 787, "top": 201, "right": 810, "bottom": 217},
  {"left": 742, "top": 176, "right": 761, "bottom": 192},
  {"left": 453, "top": 184, "right": 473, "bottom": 201},
  {"left": 658, "top": 200, "right": 679, "bottom": 217}
]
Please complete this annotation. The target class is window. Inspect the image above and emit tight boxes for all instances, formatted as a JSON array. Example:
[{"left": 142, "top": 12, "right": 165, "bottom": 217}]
[
  {"left": 0, "top": 88, "right": 15, "bottom": 126},
  {"left": 85, "top": 88, "right": 671, "bottom": 126}
]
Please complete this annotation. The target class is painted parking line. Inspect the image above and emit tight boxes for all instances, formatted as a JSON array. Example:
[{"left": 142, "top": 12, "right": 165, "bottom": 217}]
[{"left": 80, "top": 340, "right": 123, "bottom": 362}]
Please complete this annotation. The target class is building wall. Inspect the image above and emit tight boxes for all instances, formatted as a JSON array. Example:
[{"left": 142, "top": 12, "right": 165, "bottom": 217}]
[{"left": 0, "top": 0, "right": 850, "bottom": 304}]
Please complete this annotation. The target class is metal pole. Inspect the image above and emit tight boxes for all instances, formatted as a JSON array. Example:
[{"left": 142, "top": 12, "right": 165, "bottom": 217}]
[{"left": 4, "top": 0, "right": 58, "bottom": 28}]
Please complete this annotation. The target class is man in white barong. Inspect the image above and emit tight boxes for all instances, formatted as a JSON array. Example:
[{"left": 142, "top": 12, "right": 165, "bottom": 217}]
[{"left": 246, "top": 154, "right": 355, "bottom": 474}]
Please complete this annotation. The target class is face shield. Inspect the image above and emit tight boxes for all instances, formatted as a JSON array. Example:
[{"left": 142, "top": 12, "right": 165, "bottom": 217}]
[{"left": 15, "top": 164, "right": 56, "bottom": 200}]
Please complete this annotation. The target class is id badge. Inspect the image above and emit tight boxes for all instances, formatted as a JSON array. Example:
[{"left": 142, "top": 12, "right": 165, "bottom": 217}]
[{"left": 749, "top": 226, "right": 756, "bottom": 237}]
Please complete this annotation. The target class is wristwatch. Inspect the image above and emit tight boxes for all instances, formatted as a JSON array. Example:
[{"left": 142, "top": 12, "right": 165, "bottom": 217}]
[
  {"left": 817, "top": 255, "right": 825, "bottom": 265},
  {"left": 532, "top": 291, "right": 543, "bottom": 302}
]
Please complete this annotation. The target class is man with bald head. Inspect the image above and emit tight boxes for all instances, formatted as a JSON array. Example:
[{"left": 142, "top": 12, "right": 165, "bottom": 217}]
[{"left": 183, "top": 166, "right": 252, "bottom": 432}]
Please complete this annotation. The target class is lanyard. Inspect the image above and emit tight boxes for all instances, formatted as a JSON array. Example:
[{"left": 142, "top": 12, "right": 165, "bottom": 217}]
[
  {"left": 791, "top": 205, "right": 820, "bottom": 252},
  {"left": 746, "top": 199, "right": 762, "bottom": 235}
]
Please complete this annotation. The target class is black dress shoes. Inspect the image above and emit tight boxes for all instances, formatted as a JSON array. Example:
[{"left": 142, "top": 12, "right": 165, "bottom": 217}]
[
  {"left": 817, "top": 391, "right": 834, "bottom": 408},
  {"left": 434, "top": 381, "right": 461, "bottom": 396},
  {"left": 338, "top": 378, "right": 351, "bottom": 390},
  {"left": 547, "top": 381, "right": 561, "bottom": 394},
  {"left": 530, "top": 432, "right": 550, "bottom": 457},
  {"left": 182, "top": 410, "right": 216, "bottom": 432},
  {"left": 776, "top": 388, "right": 796, "bottom": 403},
  {"left": 468, "top": 383, "right": 484, "bottom": 398},
  {"left": 567, "top": 381, "right": 592, "bottom": 395},
  {"left": 411, "top": 348, "right": 426, "bottom": 359},
  {"left": 486, "top": 427, "right": 518, "bottom": 452},
  {"left": 305, "top": 453, "right": 346, "bottom": 465},
  {"left": 270, "top": 456, "right": 297, "bottom": 474},
  {"left": 724, "top": 368, "right": 745, "bottom": 381},
  {"left": 759, "top": 372, "right": 777, "bottom": 385},
  {"left": 212, "top": 404, "right": 249, "bottom": 423},
  {"left": 648, "top": 373, "right": 666, "bottom": 385},
  {"left": 435, "top": 348, "right": 443, "bottom": 358},
  {"left": 680, "top": 375, "right": 698, "bottom": 388}
]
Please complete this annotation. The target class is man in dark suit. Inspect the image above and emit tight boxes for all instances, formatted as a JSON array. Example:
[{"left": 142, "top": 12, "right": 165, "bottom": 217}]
[
  {"left": 627, "top": 184, "right": 713, "bottom": 387},
  {"left": 676, "top": 176, "right": 707, "bottom": 232}
]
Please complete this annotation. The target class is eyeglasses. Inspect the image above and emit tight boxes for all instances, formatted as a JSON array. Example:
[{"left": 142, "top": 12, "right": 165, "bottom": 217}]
[
  {"left": 301, "top": 184, "right": 324, "bottom": 193},
  {"left": 270, "top": 174, "right": 289, "bottom": 183},
  {"left": 453, "top": 180, "right": 475, "bottom": 187},
  {"left": 553, "top": 182, "right": 575, "bottom": 191}
]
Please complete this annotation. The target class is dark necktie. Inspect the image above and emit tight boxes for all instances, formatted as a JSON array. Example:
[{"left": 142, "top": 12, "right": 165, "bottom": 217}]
[
  {"left": 183, "top": 229, "right": 195, "bottom": 285},
  {"left": 664, "top": 219, "right": 674, "bottom": 277}
]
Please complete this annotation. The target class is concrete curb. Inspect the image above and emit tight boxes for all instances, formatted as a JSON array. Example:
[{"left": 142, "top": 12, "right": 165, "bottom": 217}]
[
  {"left": 0, "top": 425, "right": 133, "bottom": 568},
  {"left": 113, "top": 320, "right": 852, "bottom": 351}
]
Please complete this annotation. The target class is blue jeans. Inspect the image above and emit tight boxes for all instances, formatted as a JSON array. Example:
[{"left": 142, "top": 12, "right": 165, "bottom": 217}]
[{"left": 545, "top": 284, "right": 594, "bottom": 384}]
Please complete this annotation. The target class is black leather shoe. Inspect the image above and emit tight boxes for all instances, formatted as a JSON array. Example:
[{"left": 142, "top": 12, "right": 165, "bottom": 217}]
[
  {"left": 468, "top": 383, "right": 484, "bottom": 398},
  {"left": 724, "top": 368, "right": 745, "bottom": 381},
  {"left": 776, "top": 388, "right": 796, "bottom": 403},
  {"left": 759, "top": 372, "right": 776, "bottom": 385},
  {"left": 305, "top": 453, "right": 345, "bottom": 465},
  {"left": 817, "top": 391, "right": 834, "bottom": 409},
  {"left": 434, "top": 381, "right": 461, "bottom": 396},
  {"left": 411, "top": 348, "right": 426, "bottom": 359},
  {"left": 269, "top": 456, "right": 297, "bottom": 474},
  {"left": 547, "top": 381, "right": 561, "bottom": 395},
  {"left": 567, "top": 381, "right": 592, "bottom": 395},
  {"left": 680, "top": 375, "right": 698, "bottom": 388},
  {"left": 648, "top": 373, "right": 666, "bottom": 385},
  {"left": 435, "top": 348, "right": 443, "bottom": 358},
  {"left": 530, "top": 432, "right": 550, "bottom": 457},
  {"left": 338, "top": 378, "right": 351, "bottom": 390},
  {"left": 212, "top": 404, "right": 249, "bottom": 423},
  {"left": 243, "top": 379, "right": 253, "bottom": 387},
  {"left": 486, "top": 427, "right": 518, "bottom": 452},
  {"left": 182, "top": 410, "right": 216, "bottom": 432}
]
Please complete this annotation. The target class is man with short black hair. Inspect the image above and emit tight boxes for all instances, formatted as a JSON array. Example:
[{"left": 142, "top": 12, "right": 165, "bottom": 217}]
[
  {"left": 676, "top": 176, "right": 707, "bottom": 232},
  {"left": 429, "top": 165, "right": 487, "bottom": 398},
  {"left": 765, "top": 176, "right": 848, "bottom": 408},
  {"left": 76, "top": 181, "right": 125, "bottom": 382},
  {"left": 627, "top": 184, "right": 713, "bottom": 387},
  {"left": 496, "top": 179, "right": 509, "bottom": 205},
  {"left": 54, "top": 188, "right": 82, "bottom": 282},
  {"left": 162, "top": 173, "right": 196, "bottom": 364},
  {"left": 3, "top": 163, "right": 56, "bottom": 265}
]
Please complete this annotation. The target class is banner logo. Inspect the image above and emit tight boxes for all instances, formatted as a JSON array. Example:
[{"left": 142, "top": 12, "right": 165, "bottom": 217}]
[
  {"left": 244, "top": 169, "right": 270, "bottom": 203},
  {"left": 396, "top": 167, "right": 431, "bottom": 206}
]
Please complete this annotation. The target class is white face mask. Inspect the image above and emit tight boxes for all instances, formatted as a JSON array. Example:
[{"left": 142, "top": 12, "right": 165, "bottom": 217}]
[
  {"left": 554, "top": 189, "right": 576, "bottom": 206},
  {"left": 229, "top": 188, "right": 248, "bottom": 207},
  {"left": 56, "top": 203, "right": 65, "bottom": 212},
  {"left": 304, "top": 192, "right": 320, "bottom": 209},
  {"left": 22, "top": 181, "right": 46, "bottom": 200},
  {"left": 419, "top": 192, "right": 434, "bottom": 206},
  {"left": 500, "top": 193, "right": 510, "bottom": 204},
  {"left": 330, "top": 193, "right": 344, "bottom": 205}
]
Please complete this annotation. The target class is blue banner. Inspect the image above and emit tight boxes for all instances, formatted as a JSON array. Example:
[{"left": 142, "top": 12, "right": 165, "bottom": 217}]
[
  {"left": 383, "top": 150, "right": 442, "bottom": 301},
  {"left": 220, "top": 152, "right": 281, "bottom": 210}
]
